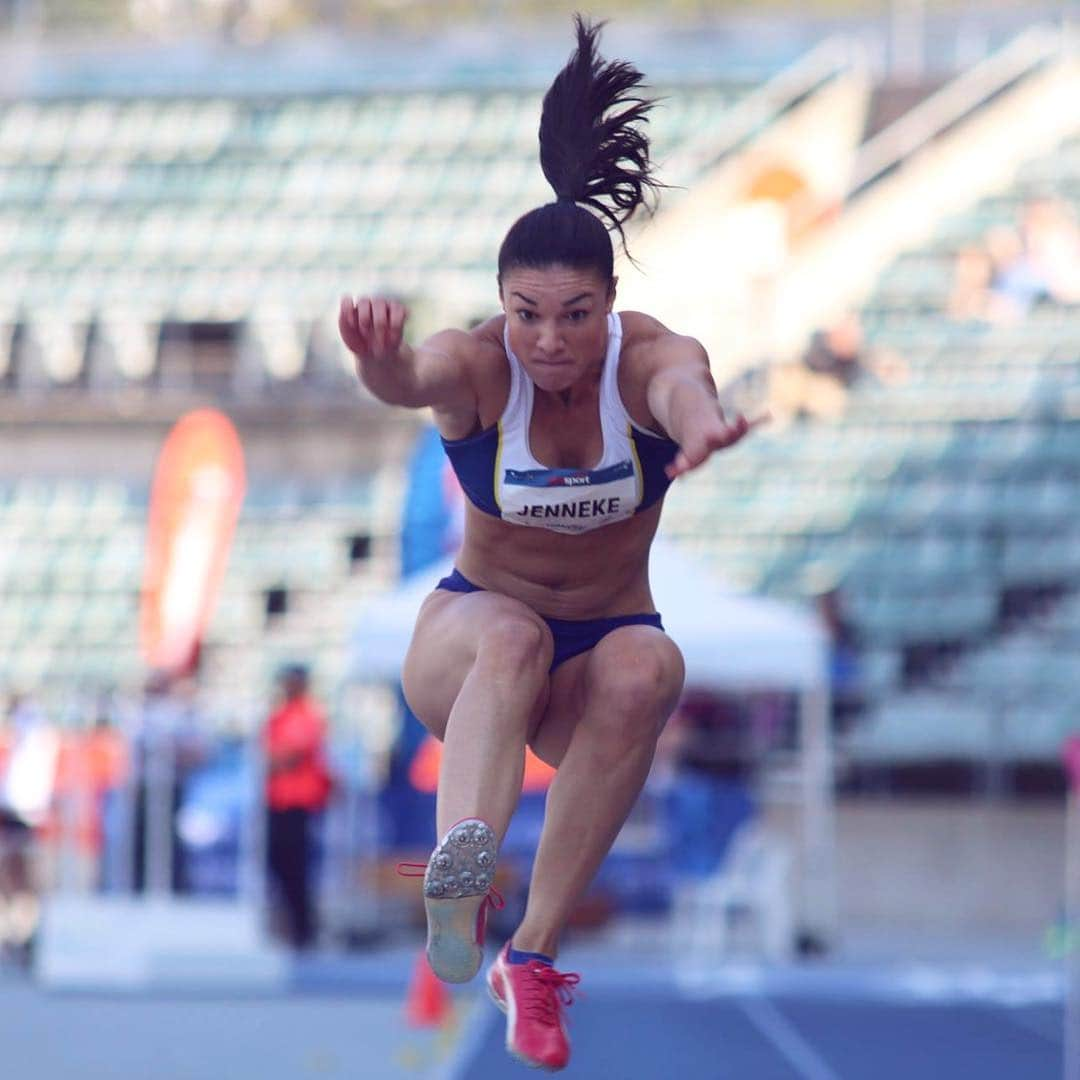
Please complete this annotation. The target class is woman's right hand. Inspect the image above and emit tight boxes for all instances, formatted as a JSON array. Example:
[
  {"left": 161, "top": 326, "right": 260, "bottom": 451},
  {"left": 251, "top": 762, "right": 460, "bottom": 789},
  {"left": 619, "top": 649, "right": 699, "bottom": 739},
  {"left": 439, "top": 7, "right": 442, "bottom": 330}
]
[
  {"left": 340, "top": 297, "right": 474, "bottom": 412},
  {"left": 339, "top": 295, "right": 408, "bottom": 365}
]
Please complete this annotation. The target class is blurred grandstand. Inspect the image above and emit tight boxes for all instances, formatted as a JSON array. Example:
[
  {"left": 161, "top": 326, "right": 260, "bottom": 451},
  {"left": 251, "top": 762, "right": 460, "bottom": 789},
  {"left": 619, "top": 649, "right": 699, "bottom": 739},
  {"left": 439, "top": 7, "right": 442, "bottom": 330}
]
[
  {"left": 0, "top": 58, "right": 761, "bottom": 722},
  {"left": 1, "top": 1, "right": 1079, "bottom": 967}
]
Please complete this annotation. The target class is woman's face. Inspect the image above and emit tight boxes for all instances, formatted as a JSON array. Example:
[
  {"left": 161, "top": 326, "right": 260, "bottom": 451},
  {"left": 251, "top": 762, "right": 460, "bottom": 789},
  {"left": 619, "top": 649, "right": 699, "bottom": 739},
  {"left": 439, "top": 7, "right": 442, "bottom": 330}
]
[{"left": 500, "top": 264, "right": 615, "bottom": 394}]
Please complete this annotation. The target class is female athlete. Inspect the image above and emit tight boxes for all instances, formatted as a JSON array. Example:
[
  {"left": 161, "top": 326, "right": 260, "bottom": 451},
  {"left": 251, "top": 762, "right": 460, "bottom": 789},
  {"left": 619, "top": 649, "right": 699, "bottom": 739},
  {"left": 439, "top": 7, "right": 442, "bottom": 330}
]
[{"left": 340, "top": 16, "right": 761, "bottom": 1071}]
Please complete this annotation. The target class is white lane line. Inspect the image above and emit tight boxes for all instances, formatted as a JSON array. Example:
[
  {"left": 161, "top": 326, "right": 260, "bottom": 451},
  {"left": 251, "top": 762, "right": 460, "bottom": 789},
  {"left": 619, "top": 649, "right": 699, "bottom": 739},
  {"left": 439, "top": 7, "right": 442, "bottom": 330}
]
[{"left": 738, "top": 998, "right": 843, "bottom": 1080}]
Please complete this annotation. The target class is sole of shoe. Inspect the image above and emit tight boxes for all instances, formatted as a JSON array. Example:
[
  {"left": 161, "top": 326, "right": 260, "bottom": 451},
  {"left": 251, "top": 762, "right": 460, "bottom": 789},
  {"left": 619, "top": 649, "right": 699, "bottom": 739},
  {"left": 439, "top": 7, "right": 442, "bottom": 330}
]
[
  {"left": 423, "top": 820, "right": 496, "bottom": 984},
  {"left": 425, "top": 893, "right": 486, "bottom": 983}
]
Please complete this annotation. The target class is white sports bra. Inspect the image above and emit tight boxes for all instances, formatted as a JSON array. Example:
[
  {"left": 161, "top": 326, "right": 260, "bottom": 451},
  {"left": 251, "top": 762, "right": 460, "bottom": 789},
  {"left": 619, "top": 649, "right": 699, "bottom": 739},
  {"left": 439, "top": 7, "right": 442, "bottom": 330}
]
[{"left": 441, "top": 313, "right": 679, "bottom": 535}]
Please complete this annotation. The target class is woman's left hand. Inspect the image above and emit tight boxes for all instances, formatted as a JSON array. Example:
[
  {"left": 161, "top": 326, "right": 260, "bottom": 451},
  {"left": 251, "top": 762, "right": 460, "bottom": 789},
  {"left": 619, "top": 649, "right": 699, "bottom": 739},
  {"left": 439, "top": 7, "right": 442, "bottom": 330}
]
[{"left": 664, "top": 412, "right": 768, "bottom": 480}]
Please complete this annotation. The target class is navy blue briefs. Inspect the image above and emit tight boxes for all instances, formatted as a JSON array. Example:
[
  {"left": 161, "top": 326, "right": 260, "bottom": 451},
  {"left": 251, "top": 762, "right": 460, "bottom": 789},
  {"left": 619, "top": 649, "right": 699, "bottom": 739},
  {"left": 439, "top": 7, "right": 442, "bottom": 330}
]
[{"left": 435, "top": 568, "right": 664, "bottom": 672}]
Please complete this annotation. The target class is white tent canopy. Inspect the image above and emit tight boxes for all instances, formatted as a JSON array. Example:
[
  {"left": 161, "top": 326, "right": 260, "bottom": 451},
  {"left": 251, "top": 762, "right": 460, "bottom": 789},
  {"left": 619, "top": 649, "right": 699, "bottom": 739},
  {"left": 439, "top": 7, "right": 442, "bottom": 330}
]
[
  {"left": 645, "top": 542, "right": 827, "bottom": 691},
  {"left": 348, "top": 539, "right": 828, "bottom": 692}
]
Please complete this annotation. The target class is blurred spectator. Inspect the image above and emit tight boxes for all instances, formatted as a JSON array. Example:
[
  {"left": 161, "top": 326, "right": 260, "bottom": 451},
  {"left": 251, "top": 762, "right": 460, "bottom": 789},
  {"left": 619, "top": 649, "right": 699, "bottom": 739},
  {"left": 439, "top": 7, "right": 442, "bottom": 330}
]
[
  {"left": 768, "top": 313, "right": 907, "bottom": 425},
  {"left": 0, "top": 693, "right": 58, "bottom": 963},
  {"left": 949, "top": 227, "right": 1036, "bottom": 324},
  {"left": 985, "top": 223, "right": 1045, "bottom": 319},
  {"left": 802, "top": 314, "right": 869, "bottom": 388},
  {"left": 41, "top": 705, "right": 128, "bottom": 894},
  {"left": 1020, "top": 197, "right": 1080, "bottom": 305},
  {"left": 659, "top": 692, "right": 760, "bottom": 881},
  {"left": 816, "top": 589, "right": 863, "bottom": 731},
  {"left": 262, "top": 664, "right": 333, "bottom": 951},
  {"left": 949, "top": 198, "right": 1080, "bottom": 324},
  {"left": 66, "top": 710, "right": 129, "bottom": 892},
  {"left": 947, "top": 244, "right": 996, "bottom": 321},
  {"left": 131, "top": 672, "right": 208, "bottom": 895}
]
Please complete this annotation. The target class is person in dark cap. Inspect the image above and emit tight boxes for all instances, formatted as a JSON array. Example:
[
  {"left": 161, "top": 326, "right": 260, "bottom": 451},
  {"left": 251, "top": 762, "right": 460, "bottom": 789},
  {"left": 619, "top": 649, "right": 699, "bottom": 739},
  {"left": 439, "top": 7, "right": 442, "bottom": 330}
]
[{"left": 262, "top": 664, "right": 333, "bottom": 950}]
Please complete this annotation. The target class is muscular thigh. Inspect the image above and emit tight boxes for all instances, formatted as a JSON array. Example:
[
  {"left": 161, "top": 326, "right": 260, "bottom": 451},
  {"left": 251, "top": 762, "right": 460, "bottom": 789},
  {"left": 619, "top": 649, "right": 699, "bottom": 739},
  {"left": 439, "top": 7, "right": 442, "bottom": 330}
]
[
  {"left": 529, "top": 624, "right": 685, "bottom": 768},
  {"left": 401, "top": 589, "right": 553, "bottom": 739}
]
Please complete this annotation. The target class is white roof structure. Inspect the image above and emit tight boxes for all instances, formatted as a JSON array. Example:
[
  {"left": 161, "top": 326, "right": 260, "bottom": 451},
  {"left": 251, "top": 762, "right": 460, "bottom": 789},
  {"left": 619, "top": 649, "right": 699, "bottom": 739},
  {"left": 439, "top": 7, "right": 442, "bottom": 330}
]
[{"left": 646, "top": 541, "right": 828, "bottom": 691}]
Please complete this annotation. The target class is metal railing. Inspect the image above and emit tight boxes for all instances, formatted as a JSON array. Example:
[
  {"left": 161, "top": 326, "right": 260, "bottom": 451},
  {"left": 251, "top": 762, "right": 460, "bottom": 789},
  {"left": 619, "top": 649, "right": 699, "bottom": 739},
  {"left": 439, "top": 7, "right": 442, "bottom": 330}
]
[
  {"left": 666, "top": 36, "right": 859, "bottom": 183},
  {"left": 849, "top": 23, "right": 1068, "bottom": 197}
]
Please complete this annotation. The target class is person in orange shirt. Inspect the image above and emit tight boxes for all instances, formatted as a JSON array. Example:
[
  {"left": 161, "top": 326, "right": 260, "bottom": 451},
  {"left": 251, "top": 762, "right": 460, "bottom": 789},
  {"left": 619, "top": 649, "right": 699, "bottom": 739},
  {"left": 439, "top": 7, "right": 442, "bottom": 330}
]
[
  {"left": 43, "top": 712, "right": 129, "bottom": 893},
  {"left": 262, "top": 664, "right": 332, "bottom": 950}
]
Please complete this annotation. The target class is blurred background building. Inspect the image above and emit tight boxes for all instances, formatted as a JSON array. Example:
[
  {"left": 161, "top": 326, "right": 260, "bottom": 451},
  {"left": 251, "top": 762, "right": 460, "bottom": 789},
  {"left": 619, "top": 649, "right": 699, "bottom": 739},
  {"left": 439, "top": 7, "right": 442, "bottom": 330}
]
[{"left": 0, "top": 7, "right": 1078, "bottom": 1070}]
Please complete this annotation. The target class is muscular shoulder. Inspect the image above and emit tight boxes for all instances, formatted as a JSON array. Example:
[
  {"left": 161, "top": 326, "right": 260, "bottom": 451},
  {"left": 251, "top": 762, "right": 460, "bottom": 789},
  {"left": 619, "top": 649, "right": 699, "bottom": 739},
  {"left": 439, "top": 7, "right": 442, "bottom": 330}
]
[
  {"left": 426, "top": 317, "right": 505, "bottom": 376},
  {"left": 619, "top": 309, "right": 670, "bottom": 350},
  {"left": 465, "top": 315, "right": 510, "bottom": 374},
  {"left": 619, "top": 310, "right": 707, "bottom": 380},
  {"left": 428, "top": 316, "right": 508, "bottom": 438}
]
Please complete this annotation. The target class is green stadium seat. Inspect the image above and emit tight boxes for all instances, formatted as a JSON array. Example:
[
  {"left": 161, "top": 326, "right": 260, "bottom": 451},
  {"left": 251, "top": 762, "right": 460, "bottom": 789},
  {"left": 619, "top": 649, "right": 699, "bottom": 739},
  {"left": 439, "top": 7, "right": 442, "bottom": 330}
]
[{"left": 844, "top": 693, "right": 994, "bottom": 763}]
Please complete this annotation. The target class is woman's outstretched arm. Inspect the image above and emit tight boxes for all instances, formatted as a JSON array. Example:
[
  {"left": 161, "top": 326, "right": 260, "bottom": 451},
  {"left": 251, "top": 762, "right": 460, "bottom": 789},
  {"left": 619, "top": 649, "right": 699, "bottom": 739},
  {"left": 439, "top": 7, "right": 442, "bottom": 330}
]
[
  {"left": 644, "top": 332, "right": 767, "bottom": 479},
  {"left": 339, "top": 294, "right": 477, "bottom": 416}
]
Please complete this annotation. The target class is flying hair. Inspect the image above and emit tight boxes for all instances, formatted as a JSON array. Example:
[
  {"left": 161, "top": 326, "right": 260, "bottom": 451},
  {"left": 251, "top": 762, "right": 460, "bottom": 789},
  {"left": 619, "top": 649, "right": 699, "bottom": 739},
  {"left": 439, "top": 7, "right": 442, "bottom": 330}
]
[{"left": 538, "top": 14, "right": 662, "bottom": 248}]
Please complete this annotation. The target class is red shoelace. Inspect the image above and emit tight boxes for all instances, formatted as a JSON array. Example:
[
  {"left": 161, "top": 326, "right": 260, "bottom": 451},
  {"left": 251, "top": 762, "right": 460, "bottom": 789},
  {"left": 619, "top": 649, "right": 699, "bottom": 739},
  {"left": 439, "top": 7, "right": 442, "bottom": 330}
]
[
  {"left": 520, "top": 961, "right": 581, "bottom": 1026},
  {"left": 395, "top": 862, "right": 505, "bottom": 913}
]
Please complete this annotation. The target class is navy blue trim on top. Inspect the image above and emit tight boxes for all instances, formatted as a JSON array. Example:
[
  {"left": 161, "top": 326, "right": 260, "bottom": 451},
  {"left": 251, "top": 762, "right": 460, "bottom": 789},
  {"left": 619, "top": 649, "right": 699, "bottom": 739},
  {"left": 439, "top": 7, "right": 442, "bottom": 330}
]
[
  {"left": 504, "top": 460, "right": 634, "bottom": 488},
  {"left": 631, "top": 427, "right": 679, "bottom": 511},
  {"left": 440, "top": 425, "right": 501, "bottom": 517},
  {"left": 440, "top": 418, "right": 680, "bottom": 521}
]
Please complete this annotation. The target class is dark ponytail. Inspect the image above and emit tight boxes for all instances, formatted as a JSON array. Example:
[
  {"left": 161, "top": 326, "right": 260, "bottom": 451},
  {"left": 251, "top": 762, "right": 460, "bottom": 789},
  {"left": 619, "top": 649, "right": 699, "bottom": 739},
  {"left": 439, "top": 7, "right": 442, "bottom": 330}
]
[{"left": 498, "top": 15, "right": 662, "bottom": 284}]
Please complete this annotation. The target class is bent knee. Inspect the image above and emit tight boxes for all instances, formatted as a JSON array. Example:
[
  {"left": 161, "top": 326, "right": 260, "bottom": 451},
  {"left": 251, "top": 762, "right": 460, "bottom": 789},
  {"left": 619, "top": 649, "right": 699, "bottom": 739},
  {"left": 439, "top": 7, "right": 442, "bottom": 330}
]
[
  {"left": 475, "top": 612, "right": 554, "bottom": 675},
  {"left": 588, "top": 631, "right": 685, "bottom": 737}
]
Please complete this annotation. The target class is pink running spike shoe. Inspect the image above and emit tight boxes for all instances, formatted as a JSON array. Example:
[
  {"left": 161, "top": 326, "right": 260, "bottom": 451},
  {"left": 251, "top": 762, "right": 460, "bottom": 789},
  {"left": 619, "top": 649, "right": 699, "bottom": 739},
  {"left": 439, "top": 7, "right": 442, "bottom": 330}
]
[{"left": 486, "top": 942, "right": 581, "bottom": 1071}]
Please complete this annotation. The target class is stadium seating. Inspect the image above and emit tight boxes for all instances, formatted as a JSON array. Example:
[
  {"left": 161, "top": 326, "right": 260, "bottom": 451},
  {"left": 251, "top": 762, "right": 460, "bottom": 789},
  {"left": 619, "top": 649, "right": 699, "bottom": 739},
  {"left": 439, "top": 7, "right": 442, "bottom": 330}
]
[
  {"left": 663, "top": 132, "right": 1080, "bottom": 765},
  {"left": 0, "top": 475, "right": 387, "bottom": 718},
  {"left": 7, "top": 81, "right": 1080, "bottom": 771},
  {"left": 0, "top": 80, "right": 750, "bottom": 385},
  {"left": 0, "top": 72, "right": 759, "bottom": 713}
]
